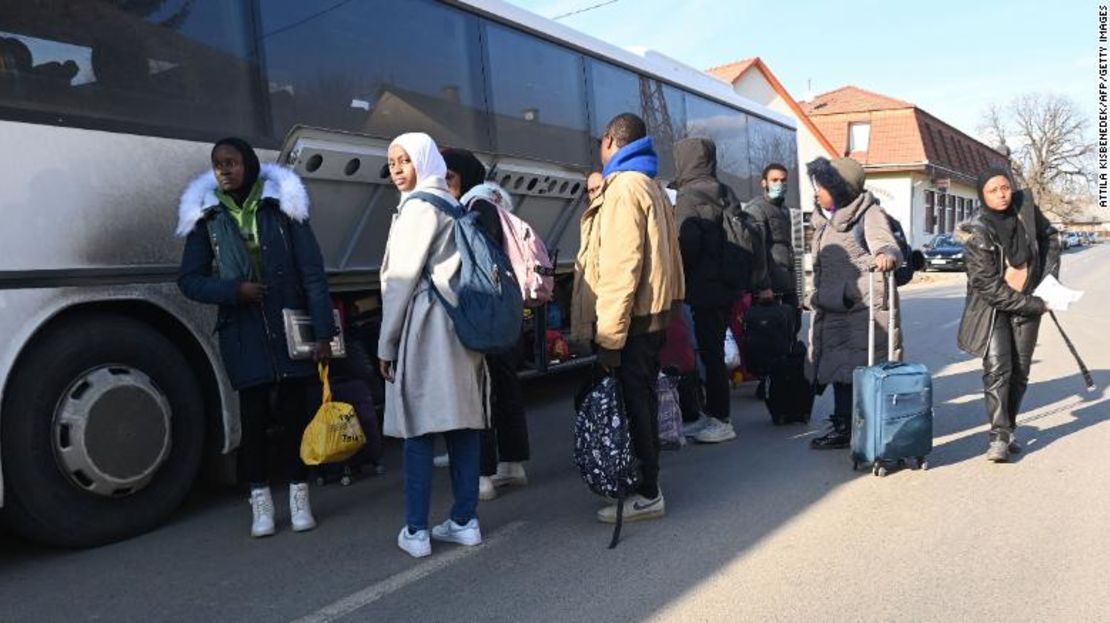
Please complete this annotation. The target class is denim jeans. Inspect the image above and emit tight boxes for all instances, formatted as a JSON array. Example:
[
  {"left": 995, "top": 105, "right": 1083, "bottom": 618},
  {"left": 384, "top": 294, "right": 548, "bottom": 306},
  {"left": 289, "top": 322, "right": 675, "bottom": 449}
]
[{"left": 404, "top": 429, "right": 481, "bottom": 532}]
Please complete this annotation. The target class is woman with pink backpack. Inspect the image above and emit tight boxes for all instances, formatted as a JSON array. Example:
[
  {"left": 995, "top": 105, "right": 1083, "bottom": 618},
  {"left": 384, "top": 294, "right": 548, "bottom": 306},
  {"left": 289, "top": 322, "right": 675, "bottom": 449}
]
[{"left": 442, "top": 148, "right": 541, "bottom": 501}]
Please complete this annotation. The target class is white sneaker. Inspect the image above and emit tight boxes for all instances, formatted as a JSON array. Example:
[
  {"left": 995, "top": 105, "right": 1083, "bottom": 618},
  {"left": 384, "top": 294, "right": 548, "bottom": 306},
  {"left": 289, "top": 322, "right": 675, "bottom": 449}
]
[
  {"left": 433, "top": 453, "right": 450, "bottom": 468},
  {"left": 683, "top": 415, "right": 712, "bottom": 438},
  {"left": 490, "top": 462, "right": 528, "bottom": 488},
  {"left": 289, "top": 482, "right": 316, "bottom": 532},
  {"left": 694, "top": 417, "right": 737, "bottom": 444},
  {"left": 596, "top": 492, "right": 665, "bottom": 523},
  {"left": 479, "top": 476, "right": 498, "bottom": 501},
  {"left": 397, "top": 526, "right": 431, "bottom": 558},
  {"left": 431, "top": 518, "right": 482, "bottom": 546},
  {"left": 249, "top": 487, "right": 275, "bottom": 538}
]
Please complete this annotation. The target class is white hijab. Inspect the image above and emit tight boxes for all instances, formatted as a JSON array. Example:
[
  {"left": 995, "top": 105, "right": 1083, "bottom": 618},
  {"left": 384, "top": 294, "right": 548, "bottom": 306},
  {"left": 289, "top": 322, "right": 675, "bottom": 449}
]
[{"left": 389, "top": 132, "right": 449, "bottom": 205}]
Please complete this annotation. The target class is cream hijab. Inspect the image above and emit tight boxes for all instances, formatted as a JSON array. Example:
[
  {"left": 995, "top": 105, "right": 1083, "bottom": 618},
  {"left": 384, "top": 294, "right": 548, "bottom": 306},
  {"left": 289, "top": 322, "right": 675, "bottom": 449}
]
[{"left": 389, "top": 132, "right": 449, "bottom": 205}]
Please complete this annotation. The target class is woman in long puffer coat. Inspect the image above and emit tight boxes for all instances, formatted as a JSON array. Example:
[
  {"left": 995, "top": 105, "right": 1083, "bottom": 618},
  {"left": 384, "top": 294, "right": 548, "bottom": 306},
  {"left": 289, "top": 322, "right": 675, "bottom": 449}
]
[{"left": 804, "top": 157, "right": 902, "bottom": 449}]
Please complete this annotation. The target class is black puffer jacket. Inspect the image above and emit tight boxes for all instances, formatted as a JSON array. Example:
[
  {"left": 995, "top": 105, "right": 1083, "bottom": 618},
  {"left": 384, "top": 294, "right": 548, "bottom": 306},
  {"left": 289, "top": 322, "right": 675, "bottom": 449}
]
[
  {"left": 673, "top": 138, "right": 761, "bottom": 307},
  {"left": 955, "top": 190, "right": 1060, "bottom": 357}
]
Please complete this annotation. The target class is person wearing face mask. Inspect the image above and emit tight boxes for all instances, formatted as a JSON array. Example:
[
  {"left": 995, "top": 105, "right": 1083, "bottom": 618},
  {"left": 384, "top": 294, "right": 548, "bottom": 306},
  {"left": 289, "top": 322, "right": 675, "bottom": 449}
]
[
  {"left": 177, "top": 137, "right": 335, "bottom": 538},
  {"left": 380, "top": 133, "right": 489, "bottom": 558},
  {"left": 744, "top": 163, "right": 800, "bottom": 326},
  {"left": 804, "top": 157, "right": 902, "bottom": 450},
  {"left": 955, "top": 168, "right": 1059, "bottom": 463}
]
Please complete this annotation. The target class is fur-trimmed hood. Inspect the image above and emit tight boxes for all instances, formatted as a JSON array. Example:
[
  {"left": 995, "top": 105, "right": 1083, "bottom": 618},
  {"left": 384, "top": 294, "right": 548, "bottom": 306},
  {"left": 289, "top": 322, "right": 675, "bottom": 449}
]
[{"left": 176, "top": 163, "right": 309, "bottom": 237}]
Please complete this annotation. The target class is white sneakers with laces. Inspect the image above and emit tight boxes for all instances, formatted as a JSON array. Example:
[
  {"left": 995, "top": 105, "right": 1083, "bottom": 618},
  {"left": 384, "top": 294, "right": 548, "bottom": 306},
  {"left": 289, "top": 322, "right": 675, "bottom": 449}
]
[
  {"left": 398, "top": 526, "right": 431, "bottom": 558},
  {"left": 489, "top": 462, "right": 528, "bottom": 488},
  {"left": 693, "top": 417, "right": 737, "bottom": 444},
  {"left": 479, "top": 476, "right": 498, "bottom": 501},
  {"left": 289, "top": 482, "right": 316, "bottom": 532},
  {"left": 249, "top": 487, "right": 275, "bottom": 538},
  {"left": 431, "top": 518, "right": 482, "bottom": 546}
]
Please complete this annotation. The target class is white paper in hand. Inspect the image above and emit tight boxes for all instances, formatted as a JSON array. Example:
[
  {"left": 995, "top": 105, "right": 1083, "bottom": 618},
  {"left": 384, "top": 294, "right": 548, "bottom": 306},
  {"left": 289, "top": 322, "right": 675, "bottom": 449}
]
[{"left": 1033, "top": 275, "right": 1084, "bottom": 312}]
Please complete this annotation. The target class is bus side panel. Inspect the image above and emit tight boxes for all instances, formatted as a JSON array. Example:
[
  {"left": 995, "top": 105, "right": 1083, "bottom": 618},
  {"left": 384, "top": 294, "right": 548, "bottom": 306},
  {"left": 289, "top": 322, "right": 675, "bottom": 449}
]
[{"left": 0, "top": 284, "right": 238, "bottom": 507}]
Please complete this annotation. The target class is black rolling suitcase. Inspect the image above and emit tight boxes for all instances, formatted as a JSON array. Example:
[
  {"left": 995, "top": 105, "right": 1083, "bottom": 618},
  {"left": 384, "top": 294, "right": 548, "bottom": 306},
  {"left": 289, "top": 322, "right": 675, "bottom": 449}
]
[
  {"left": 764, "top": 341, "right": 814, "bottom": 425},
  {"left": 743, "top": 302, "right": 796, "bottom": 376}
]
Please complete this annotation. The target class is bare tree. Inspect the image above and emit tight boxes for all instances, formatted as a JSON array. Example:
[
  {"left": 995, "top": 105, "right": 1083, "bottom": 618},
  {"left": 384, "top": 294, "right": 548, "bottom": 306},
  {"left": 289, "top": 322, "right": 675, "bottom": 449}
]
[{"left": 978, "top": 94, "right": 1094, "bottom": 221}]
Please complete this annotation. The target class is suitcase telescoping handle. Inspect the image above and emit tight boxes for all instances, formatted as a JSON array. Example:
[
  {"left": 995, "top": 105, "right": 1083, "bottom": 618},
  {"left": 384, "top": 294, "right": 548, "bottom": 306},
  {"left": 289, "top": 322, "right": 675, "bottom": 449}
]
[{"left": 867, "top": 270, "right": 895, "bottom": 367}]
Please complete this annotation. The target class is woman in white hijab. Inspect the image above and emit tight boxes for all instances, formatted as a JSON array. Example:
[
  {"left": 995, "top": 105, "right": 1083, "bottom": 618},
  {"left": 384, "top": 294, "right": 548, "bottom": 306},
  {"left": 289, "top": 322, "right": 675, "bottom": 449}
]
[{"left": 379, "top": 132, "right": 489, "bottom": 558}]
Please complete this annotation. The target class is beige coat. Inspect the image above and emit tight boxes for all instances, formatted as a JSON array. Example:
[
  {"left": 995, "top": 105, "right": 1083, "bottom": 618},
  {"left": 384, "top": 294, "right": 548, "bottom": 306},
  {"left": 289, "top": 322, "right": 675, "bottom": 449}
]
[
  {"left": 378, "top": 188, "right": 489, "bottom": 438},
  {"left": 806, "top": 191, "right": 903, "bottom": 385},
  {"left": 571, "top": 170, "right": 685, "bottom": 356}
]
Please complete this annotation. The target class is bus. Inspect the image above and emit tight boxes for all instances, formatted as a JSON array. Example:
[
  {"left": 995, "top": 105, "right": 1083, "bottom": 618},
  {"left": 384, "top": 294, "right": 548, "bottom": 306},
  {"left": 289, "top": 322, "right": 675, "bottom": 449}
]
[{"left": 0, "top": 0, "right": 798, "bottom": 546}]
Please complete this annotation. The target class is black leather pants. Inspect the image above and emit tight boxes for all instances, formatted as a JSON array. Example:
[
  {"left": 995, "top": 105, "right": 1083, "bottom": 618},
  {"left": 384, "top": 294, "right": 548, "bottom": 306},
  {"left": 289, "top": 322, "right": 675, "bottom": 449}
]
[{"left": 982, "top": 312, "right": 1041, "bottom": 441}]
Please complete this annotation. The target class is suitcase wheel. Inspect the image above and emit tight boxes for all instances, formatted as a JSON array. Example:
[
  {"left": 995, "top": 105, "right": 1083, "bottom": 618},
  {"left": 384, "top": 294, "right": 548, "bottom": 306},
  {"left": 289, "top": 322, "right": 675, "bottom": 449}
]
[
  {"left": 872, "top": 464, "right": 888, "bottom": 478},
  {"left": 916, "top": 457, "right": 929, "bottom": 471}
]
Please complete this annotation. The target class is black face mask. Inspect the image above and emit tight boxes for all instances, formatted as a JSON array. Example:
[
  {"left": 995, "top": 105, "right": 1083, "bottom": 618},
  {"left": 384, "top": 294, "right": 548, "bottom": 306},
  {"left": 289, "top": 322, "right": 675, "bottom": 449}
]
[{"left": 976, "top": 167, "right": 1029, "bottom": 267}]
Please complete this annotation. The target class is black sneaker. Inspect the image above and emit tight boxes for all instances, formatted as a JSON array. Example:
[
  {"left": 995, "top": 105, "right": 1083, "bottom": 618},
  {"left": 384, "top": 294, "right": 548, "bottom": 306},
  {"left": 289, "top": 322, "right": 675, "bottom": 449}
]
[{"left": 810, "top": 419, "right": 850, "bottom": 450}]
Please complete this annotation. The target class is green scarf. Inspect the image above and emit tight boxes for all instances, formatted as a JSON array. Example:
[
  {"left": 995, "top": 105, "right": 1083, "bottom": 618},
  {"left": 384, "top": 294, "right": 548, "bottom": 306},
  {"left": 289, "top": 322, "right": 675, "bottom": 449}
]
[{"left": 214, "top": 180, "right": 263, "bottom": 279}]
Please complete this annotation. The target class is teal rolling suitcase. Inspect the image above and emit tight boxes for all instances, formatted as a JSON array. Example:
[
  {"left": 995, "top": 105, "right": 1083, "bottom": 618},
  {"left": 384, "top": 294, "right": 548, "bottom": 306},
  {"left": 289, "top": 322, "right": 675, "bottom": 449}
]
[{"left": 850, "top": 272, "right": 933, "bottom": 476}]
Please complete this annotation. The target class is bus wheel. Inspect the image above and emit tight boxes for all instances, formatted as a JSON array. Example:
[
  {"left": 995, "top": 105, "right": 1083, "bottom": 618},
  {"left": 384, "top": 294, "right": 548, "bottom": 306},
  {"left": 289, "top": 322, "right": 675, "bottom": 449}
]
[{"left": 1, "top": 313, "right": 205, "bottom": 547}]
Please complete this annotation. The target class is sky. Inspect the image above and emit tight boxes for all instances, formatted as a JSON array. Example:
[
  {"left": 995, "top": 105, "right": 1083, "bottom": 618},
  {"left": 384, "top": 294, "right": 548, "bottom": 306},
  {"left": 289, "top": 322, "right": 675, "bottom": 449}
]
[{"left": 504, "top": 0, "right": 1096, "bottom": 143}]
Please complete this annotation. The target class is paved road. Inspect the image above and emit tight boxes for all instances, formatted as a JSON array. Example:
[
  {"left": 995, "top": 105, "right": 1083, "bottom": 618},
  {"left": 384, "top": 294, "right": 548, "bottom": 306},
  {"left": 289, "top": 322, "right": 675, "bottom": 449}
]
[{"left": 2, "top": 245, "right": 1108, "bottom": 623}]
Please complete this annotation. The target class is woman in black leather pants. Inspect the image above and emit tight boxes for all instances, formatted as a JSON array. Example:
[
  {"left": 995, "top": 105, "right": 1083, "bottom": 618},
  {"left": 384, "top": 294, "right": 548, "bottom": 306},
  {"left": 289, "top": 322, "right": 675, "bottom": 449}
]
[{"left": 955, "top": 168, "right": 1059, "bottom": 462}]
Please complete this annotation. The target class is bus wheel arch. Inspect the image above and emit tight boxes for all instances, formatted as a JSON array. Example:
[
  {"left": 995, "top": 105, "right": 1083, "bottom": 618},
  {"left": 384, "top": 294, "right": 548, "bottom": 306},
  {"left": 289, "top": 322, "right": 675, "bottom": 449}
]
[{"left": 0, "top": 303, "right": 219, "bottom": 547}]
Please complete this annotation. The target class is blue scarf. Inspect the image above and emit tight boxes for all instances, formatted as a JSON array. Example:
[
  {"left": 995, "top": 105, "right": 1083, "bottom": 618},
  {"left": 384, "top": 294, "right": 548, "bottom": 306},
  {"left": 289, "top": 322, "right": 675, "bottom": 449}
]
[{"left": 601, "top": 137, "right": 658, "bottom": 179}]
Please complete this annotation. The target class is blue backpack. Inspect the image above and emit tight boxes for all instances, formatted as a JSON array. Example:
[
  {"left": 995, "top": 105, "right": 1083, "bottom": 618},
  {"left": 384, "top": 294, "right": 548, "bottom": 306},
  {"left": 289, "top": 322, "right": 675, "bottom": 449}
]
[{"left": 405, "top": 191, "right": 523, "bottom": 354}]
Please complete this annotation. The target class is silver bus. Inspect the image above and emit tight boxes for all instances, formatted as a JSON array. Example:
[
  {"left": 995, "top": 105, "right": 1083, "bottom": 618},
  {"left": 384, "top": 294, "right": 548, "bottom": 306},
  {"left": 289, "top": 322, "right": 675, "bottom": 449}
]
[{"left": 0, "top": 0, "right": 797, "bottom": 546}]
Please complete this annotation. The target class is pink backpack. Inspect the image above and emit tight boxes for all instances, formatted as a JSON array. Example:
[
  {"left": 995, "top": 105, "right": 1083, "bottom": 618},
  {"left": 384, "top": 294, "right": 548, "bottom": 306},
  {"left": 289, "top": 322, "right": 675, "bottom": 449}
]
[{"left": 461, "top": 183, "right": 554, "bottom": 307}]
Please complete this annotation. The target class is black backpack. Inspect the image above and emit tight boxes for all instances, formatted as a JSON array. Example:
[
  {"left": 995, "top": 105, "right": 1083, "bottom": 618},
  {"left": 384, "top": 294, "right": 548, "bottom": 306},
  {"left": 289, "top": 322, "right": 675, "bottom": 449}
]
[
  {"left": 684, "top": 187, "right": 767, "bottom": 293},
  {"left": 573, "top": 373, "right": 640, "bottom": 549},
  {"left": 853, "top": 207, "right": 915, "bottom": 287}
]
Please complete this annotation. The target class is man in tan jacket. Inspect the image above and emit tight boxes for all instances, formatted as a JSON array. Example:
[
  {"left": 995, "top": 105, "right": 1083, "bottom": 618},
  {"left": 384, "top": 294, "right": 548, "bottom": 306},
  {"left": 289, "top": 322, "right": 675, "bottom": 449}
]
[{"left": 571, "top": 112, "right": 684, "bottom": 523}]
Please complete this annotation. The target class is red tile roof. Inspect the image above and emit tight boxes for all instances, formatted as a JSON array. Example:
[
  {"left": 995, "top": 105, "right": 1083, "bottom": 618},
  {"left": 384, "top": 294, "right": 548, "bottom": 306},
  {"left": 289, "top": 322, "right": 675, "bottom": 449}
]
[
  {"left": 801, "top": 85, "right": 914, "bottom": 116},
  {"left": 705, "top": 58, "right": 758, "bottom": 84},
  {"left": 802, "top": 86, "right": 1007, "bottom": 178}
]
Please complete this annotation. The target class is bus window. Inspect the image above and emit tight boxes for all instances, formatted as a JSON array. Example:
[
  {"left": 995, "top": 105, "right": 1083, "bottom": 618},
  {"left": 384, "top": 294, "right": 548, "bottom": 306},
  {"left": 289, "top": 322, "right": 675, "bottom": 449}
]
[
  {"left": 0, "top": 0, "right": 257, "bottom": 137},
  {"left": 643, "top": 80, "right": 686, "bottom": 182},
  {"left": 586, "top": 60, "right": 639, "bottom": 154},
  {"left": 484, "top": 21, "right": 589, "bottom": 166},
  {"left": 685, "top": 94, "right": 752, "bottom": 200},
  {"left": 261, "top": 0, "right": 489, "bottom": 151}
]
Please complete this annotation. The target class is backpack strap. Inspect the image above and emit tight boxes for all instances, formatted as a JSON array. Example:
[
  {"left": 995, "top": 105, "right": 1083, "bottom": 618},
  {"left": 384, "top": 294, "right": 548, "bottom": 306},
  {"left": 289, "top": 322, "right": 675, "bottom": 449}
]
[
  {"left": 609, "top": 496, "right": 624, "bottom": 549},
  {"left": 403, "top": 191, "right": 463, "bottom": 312},
  {"left": 852, "top": 205, "right": 873, "bottom": 254}
]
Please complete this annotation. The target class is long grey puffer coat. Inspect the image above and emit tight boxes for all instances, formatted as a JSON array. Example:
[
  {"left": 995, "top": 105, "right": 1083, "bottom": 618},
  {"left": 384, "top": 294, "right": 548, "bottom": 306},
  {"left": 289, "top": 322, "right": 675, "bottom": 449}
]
[
  {"left": 378, "top": 186, "right": 489, "bottom": 439},
  {"left": 806, "top": 191, "right": 904, "bottom": 385}
]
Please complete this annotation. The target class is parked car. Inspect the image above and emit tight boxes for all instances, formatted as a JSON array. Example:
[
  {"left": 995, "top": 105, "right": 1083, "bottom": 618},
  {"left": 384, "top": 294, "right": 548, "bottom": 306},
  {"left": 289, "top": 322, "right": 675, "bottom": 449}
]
[
  {"left": 922, "top": 233, "right": 965, "bottom": 271},
  {"left": 1065, "top": 231, "right": 1082, "bottom": 248}
]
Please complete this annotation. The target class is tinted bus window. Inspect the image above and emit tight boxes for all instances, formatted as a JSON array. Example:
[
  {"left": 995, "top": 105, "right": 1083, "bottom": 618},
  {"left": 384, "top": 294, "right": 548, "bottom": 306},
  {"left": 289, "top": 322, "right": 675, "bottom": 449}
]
[
  {"left": 484, "top": 22, "right": 588, "bottom": 165},
  {"left": 586, "top": 61, "right": 638, "bottom": 138},
  {"left": 646, "top": 80, "right": 686, "bottom": 181},
  {"left": 0, "top": 0, "right": 257, "bottom": 136},
  {"left": 685, "top": 94, "right": 751, "bottom": 199},
  {"left": 261, "top": 0, "right": 489, "bottom": 150}
]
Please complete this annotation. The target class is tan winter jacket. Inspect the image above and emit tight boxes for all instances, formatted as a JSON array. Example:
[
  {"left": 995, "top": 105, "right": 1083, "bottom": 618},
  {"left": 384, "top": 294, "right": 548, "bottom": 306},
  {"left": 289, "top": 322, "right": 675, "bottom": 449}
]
[{"left": 571, "top": 170, "right": 685, "bottom": 362}]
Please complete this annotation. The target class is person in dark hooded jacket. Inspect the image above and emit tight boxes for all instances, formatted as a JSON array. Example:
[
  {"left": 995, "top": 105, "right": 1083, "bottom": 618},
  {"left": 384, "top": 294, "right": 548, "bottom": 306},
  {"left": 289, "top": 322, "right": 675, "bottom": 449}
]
[
  {"left": 672, "top": 137, "right": 765, "bottom": 444},
  {"left": 955, "top": 168, "right": 1059, "bottom": 462},
  {"left": 177, "top": 137, "right": 336, "bottom": 538}
]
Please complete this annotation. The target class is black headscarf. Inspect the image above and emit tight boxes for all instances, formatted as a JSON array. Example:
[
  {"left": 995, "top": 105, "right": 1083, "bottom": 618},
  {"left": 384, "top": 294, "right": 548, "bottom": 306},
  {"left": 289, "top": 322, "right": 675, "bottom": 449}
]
[
  {"left": 441, "top": 148, "right": 487, "bottom": 196},
  {"left": 212, "top": 137, "right": 261, "bottom": 205},
  {"left": 976, "top": 167, "right": 1029, "bottom": 267}
]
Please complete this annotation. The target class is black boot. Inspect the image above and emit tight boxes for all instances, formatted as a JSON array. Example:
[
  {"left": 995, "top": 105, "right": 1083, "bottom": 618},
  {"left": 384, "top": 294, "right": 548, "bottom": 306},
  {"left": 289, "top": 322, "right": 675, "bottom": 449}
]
[{"left": 810, "top": 415, "right": 850, "bottom": 450}]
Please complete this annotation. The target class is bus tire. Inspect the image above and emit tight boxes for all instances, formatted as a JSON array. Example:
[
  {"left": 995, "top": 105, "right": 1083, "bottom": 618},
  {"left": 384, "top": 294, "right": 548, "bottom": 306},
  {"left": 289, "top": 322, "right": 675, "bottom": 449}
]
[{"left": 1, "top": 313, "right": 205, "bottom": 547}]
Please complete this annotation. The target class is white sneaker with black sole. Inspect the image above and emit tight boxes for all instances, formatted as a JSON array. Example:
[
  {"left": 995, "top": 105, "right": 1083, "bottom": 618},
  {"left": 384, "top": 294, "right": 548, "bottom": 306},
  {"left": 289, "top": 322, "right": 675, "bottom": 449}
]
[
  {"left": 397, "top": 526, "right": 432, "bottom": 558},
  {"left": 596, "top": 492, "right": 665, "bottom": 523},
  {"left": 431, "top": 518, "right": 482, "bottom": 546},
  {"left": 694, "top": 417, "right": 736, "bottom": 444}
]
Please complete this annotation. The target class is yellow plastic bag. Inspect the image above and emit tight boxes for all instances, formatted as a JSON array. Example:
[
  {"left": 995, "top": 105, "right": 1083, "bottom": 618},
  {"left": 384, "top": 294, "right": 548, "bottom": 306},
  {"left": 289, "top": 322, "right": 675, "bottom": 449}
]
[{"left": 300, "top": 363, "right": 366, "bottom": 466}]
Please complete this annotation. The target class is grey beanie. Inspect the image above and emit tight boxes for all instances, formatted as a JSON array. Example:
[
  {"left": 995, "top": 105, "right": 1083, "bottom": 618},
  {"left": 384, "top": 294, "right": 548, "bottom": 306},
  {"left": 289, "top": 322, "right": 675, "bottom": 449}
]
[{"left": 830, "top": 157, "right": 866, "bottom": 197}]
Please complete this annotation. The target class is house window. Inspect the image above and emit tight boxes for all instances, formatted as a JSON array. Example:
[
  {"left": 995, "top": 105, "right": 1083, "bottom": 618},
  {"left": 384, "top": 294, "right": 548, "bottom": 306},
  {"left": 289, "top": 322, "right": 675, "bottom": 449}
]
[
  {"left": 925, "top": 190, "right": 936, "bottom": 234},
  {"left": 848, "top": 122, "right": 870, "bottom": 152}
]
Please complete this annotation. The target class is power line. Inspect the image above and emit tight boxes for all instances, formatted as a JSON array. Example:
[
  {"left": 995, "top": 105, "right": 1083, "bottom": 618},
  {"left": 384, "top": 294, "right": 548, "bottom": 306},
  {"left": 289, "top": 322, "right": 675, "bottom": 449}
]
[{"left": 551, "top": 0, "right": 620, "bottom": 20}]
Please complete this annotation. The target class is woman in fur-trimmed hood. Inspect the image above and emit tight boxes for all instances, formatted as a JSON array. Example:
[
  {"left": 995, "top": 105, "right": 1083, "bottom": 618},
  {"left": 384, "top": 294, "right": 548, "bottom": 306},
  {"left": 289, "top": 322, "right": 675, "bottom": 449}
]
[
  {"left": 177, "top": 137, "right": 336, "bottom": 538},
  {"left": 804, "top": 156, "right": 903, "bottom": 450}
]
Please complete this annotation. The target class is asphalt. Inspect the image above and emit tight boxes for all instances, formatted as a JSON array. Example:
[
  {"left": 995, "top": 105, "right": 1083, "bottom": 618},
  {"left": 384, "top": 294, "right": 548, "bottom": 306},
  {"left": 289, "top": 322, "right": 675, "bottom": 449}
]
[{"left": 1, "top": 244, "right": 1108, "bottom": 623}]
